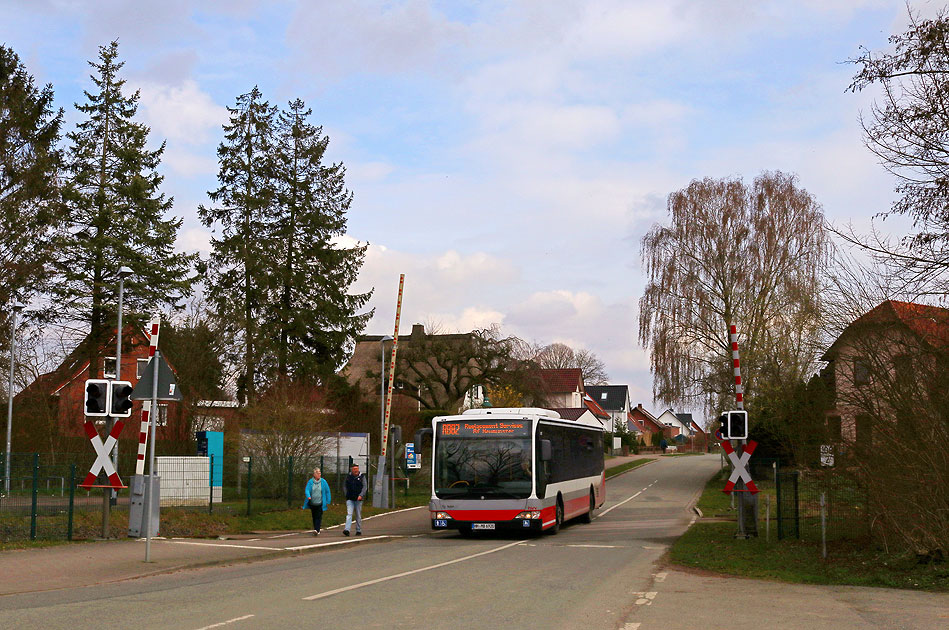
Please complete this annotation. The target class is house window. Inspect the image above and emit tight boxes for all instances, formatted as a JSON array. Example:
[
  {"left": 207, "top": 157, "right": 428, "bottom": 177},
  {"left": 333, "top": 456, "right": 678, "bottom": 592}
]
[
  {"left": 853, "top": 359, "right": 870, "bottom": 386},
  {"left": 137, "top": 358, "right": 150, "bottom": 379},
  {"left": 103, "top": 357, "right": 117, "bottom": 379}
]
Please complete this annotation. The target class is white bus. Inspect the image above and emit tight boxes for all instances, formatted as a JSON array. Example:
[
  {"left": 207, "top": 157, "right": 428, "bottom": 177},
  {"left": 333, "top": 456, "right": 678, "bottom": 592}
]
[{"left": 427, "top": 408, "right": 605, "bottom": 535}]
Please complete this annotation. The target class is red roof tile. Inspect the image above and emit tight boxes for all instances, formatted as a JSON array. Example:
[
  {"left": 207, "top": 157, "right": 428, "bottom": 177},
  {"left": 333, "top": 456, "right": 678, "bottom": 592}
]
[{"left": 582, "top": 393, "right": 611, "bottom": 420}]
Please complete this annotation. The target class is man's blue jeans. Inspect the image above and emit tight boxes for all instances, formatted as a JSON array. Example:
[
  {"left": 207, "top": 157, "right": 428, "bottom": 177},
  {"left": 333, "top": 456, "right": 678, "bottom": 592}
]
[{"left": 345, "top": 499, "right": 363, "bottom": 533}]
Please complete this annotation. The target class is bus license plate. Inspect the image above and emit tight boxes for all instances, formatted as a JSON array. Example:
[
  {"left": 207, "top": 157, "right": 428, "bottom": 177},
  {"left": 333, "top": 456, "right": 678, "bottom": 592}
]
[
  {"left": 434, "top": 519, "right": 448, "bottom": 528},
  {"left": 472, "top": 523, "right": 495, "bottom": 530}
]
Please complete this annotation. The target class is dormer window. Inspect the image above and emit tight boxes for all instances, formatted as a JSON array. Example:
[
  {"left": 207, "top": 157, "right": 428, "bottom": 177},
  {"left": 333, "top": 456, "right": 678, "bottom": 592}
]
[{"left": 600, "top": 392, "right": 607, "bottom": 400}]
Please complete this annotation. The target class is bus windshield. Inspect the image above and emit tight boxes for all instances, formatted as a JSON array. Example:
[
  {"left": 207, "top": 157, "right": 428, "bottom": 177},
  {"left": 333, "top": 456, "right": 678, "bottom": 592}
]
[{"left": 434, "top": 420, "right": 532, "bottom": 499}]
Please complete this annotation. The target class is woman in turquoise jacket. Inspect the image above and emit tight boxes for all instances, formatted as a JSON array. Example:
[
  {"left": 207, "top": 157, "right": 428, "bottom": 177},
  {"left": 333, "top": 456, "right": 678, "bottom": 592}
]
[{"left": 302, "top": 468, "right": 331, "bottom": 535}]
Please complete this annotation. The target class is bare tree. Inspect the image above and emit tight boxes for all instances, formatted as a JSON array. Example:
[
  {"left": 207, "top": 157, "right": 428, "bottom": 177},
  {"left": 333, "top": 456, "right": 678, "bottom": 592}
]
[
  {"left": 239, "top": 380, "right": 336, "bottom": 496},
  {"left": 533, "top": 342, "right": 609, "bottom": 385},
  {"left": 847, "top": 7, "right": 949, "bottom": 297},
  {"left": 393, "top": 324, "right": 544, "bottom": 411},
  {"left": 639, "top": 171, "right": 830, "bottom": 415}
]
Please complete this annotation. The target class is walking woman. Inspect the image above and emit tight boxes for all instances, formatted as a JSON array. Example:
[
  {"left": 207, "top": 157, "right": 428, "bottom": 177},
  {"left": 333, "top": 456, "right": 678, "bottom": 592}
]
[{"left": 302, "top": 467, "right": 331, "bottom": 535}]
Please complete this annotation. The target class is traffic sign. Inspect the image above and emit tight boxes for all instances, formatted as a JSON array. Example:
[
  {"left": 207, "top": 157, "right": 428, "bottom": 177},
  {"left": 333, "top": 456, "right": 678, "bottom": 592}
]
[
  {"left": 130, "top": 354, "right": 182, "bottom": 401},
  {"left": 405, "top": 443, "right": 420, "bottom": 469},
  {"left": 79, "top": 418, "right": 127, "bottom": 490},
  {"left": 721, "top": 440, "right": 758, "bottom": 494}
]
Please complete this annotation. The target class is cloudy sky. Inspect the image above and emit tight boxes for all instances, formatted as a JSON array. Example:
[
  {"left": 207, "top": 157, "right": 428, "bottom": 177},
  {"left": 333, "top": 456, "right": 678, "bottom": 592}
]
[{"left": 2, "top": 0, "right": 934, "bottom": 416}]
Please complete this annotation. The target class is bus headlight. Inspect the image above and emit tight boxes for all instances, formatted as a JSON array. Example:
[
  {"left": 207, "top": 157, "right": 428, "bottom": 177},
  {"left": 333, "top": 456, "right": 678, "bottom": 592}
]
[
  {"left": 434, "top": 512, "right": 452, "bottom": 520},
  {"left": 515, "top": 511, "right": 541, "bottom": 520}
]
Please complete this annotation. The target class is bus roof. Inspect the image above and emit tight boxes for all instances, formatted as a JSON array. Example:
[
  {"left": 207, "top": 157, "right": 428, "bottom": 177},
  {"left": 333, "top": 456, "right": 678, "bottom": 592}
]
[
  {"left": 439, "top": 407, "right": 604, "bottom": 431},
  {"left": 460, "top": 407, "right": 560, "bottom": 419}
]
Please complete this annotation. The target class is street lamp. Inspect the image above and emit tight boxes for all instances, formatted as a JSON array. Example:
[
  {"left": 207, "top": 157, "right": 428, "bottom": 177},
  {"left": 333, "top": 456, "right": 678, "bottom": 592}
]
[
  {"left": 111, "top": 267, "right": 133, "bottom": 489},
  {"left": 5, "top": 302, "right": 24, "bottom": 495}
]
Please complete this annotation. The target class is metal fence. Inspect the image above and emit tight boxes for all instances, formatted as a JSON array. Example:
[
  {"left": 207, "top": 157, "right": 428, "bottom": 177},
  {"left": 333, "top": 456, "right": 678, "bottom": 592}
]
[
  {"left": 776, "top": 468, "right": 869, "bottom": 543},
  {"left": 0, "top": 451, "right": 377, "bottom": 542}
]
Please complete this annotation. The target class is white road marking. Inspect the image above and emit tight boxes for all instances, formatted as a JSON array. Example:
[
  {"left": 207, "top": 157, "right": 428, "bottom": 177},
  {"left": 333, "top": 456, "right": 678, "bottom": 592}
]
[
  {"left": 641, "top": 546, "right": 666, "bottom": 550},
  {"left": 265, "top": 532, "right": 301, "bottom": 538},
  {"left": 598, "top": 490, "right": 643, "bottom": 517},
  {"left": 245, "top": 538, "right": 260, "bottom": 542},
  {"left": 193, "top": 614, "right": 254, "bottom": 629},
  {"left": 303, "top": 540, "right": 526, "bottom": 600},
  {"left": 157, "top": 541, "right": 276, "bottom": 551},
  {"left": 623, "top": 624, "right": 641, "bottom": 630},
  {"left": 654, "top": 571, "right": 668, "bottom": 582},
  {"left": 285, "top": 535, "right": 392, "bottom": 551},
  {"left": 633, "top": 591, "right": 658, "bottom": 606},
  {"left": 567, "top": 544, "right": 618, "bottom": 548}
]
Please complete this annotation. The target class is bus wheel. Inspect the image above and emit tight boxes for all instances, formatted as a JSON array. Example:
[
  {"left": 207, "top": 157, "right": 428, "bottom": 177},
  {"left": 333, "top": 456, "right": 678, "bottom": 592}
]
[
  {"left": 579, "top": 489, "right": 594, "bottom": 524},
  {"left": 547, "top": 498, "right": 563, "bottom": 535}
]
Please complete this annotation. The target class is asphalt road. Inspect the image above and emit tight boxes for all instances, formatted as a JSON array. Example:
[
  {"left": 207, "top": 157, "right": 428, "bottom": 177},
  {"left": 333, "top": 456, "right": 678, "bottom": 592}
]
[{"left": 5, "top": 455, "right": 944, "bottom": 630}]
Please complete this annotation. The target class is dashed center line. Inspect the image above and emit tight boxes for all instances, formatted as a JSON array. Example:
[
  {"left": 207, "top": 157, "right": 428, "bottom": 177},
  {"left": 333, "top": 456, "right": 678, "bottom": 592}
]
[{"left": 194, "top": 614, "right": 254, "bottom": 630}]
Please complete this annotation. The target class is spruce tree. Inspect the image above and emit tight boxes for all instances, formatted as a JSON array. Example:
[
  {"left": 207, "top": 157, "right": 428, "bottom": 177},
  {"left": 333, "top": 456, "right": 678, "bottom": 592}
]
[
  {"left": 53, "top": 41, "right": 196, "bottom": 377},
  {"left": 198, "top": 87, "right": 277, "bottom": 404},
  {"left": 270, "top": 98, "right": 372, "bottom": 380},
  {"left": 0, "top": 45, "right": 64, "bottom": 337}
]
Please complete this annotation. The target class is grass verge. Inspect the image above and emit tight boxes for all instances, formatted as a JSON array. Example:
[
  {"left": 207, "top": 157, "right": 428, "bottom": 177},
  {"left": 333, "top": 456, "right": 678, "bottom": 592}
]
[
  {"left": 605, "top": 458, "right": 651, "bottom": 479},
  {"left": 670, "top": 471, "right": 949, "bottom": 592}
]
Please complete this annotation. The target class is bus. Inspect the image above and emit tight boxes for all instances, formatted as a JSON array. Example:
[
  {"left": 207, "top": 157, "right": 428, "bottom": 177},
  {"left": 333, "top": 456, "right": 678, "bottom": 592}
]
[{"left": 427, "top": 407, "right": 605, "bottom": 535}]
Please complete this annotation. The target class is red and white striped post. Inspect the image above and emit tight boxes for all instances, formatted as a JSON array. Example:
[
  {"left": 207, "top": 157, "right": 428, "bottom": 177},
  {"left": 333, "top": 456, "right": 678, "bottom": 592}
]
[
  {"left": 134, "top": 314, "right": 160, "bottom": 477},
  {"left": 727, "top": 323, "right": 757, "bottom": 538},
  {"left": 729, "top": 324, "right": 743, "bottom": 411}
]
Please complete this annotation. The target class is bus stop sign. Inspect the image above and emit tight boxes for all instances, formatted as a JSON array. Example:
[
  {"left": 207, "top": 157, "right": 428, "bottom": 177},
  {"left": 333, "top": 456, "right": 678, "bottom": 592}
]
[{"left": 405, "top": 443, "right": 420, "bottom": 469}]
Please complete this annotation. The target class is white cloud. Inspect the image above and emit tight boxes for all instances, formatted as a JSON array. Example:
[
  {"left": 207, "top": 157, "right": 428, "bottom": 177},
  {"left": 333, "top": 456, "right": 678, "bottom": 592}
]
[
  {"left": 286, "top": 0, "right": 466, "bottom": 76},
  {"left": 137, "top": 80, "right": 228, "bottom": 146},
  {"left": 178, "top": 227, "right": 213, "bottom": 254}
]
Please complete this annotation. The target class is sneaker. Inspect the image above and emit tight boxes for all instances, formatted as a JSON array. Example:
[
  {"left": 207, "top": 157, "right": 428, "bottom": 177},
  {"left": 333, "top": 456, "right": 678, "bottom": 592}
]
[
  {"left": 355, "top": 531, "right": 362, "bottom": 536},
  {"left": 343, "top": 530, "right": 350, "bottom": 536},
  {"left": 316, "top": 530, "right": 321, "bottom": 536}
]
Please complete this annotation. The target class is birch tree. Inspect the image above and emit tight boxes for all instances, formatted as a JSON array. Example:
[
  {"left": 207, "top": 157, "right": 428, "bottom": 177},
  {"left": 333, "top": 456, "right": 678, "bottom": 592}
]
[{"left": 639, "top": 171, "right": 829, "bottom": 414}]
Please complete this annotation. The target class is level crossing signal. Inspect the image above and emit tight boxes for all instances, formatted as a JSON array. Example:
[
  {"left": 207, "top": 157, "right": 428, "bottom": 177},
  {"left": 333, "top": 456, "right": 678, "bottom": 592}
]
[
  {"left": 717, "top": 410, "right": 748, "bottom": 440},
  {"left": 110, "top": 381, "right": 134, "bottom": 418},
  {"left": 85, "top": 379, "right": 110, "bottom": 417}
]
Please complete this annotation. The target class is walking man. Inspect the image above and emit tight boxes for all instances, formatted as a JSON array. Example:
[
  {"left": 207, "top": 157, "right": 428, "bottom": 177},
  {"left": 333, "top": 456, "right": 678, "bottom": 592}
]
[{"left": 343, "top": 463, "right": 367, "bottom": 536}]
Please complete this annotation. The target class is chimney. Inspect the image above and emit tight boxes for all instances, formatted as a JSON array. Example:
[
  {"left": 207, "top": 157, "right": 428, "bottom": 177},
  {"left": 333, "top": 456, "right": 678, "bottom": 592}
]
[{"left": 411, "top": 323, "right": 425, "bottom": 340}]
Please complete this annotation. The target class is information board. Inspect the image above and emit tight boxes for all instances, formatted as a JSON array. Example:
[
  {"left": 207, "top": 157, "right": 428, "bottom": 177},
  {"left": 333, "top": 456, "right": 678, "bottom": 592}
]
[{"left": 438, "top": 420, "right": 531, "bottom": 437}]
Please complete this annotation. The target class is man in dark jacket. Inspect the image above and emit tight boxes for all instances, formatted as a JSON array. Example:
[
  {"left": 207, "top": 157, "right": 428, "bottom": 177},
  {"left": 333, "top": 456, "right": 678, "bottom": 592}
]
[{"left": 343, "top": 463, "right": 367, "bottom": 536}]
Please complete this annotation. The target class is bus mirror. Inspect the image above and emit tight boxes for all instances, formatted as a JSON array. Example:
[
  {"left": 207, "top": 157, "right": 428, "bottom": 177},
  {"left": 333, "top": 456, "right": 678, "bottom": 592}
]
[{"left": 540, "top": 439, "right": 552, "bottom": 461}]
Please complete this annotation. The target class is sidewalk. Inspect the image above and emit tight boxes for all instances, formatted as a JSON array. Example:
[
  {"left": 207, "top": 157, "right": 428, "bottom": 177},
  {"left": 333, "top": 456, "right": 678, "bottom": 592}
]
[{"left": 0, "top": 454, "right": 660, "bottom": 595}]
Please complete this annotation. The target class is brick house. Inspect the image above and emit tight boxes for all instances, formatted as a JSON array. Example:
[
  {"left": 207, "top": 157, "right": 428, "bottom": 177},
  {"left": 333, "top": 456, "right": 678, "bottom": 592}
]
[
  {"left": 14, "top": 326, "right": 187, "bottom": 447},
  {"left": 820, "top": 299, "right": 949, "bottom": 450},
  {"left": 628, "top": 403, "right": 665, "bottom": 446},
  {"left": 341, "top": 324, "right": 471, "bottom": 414}
]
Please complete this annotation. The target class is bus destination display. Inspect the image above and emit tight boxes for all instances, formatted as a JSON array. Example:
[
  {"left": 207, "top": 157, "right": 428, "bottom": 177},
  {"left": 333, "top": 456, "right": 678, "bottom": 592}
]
[{"left": 439, "top": 420, "right": 530, "bottom": 437}]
